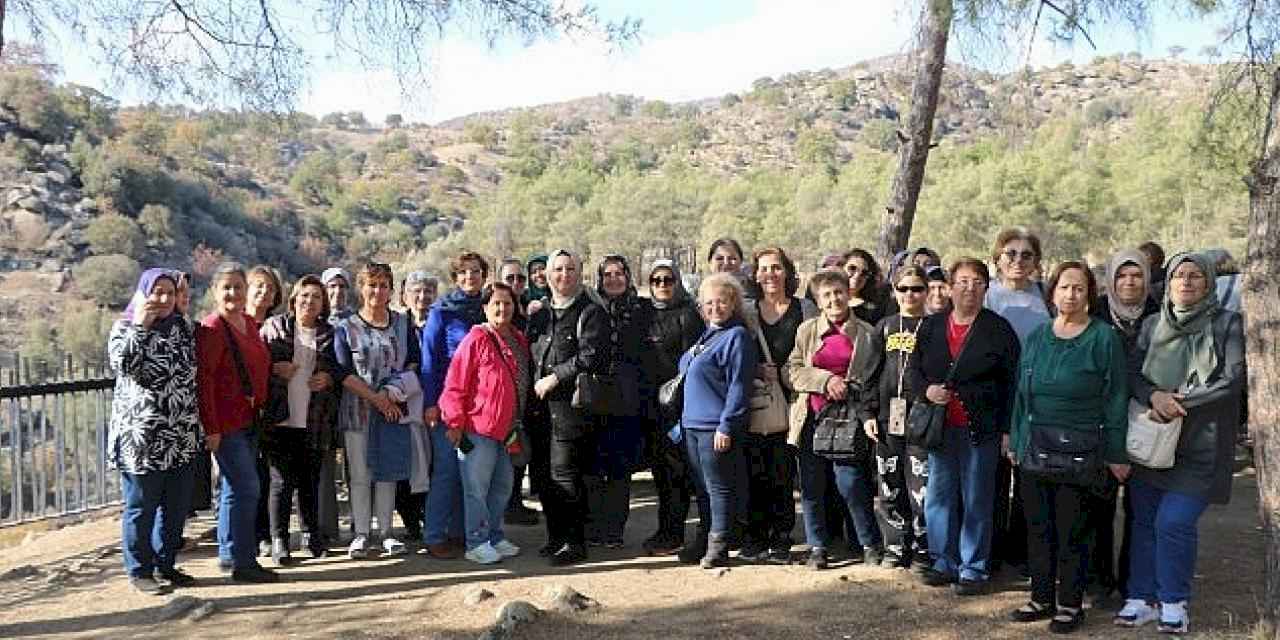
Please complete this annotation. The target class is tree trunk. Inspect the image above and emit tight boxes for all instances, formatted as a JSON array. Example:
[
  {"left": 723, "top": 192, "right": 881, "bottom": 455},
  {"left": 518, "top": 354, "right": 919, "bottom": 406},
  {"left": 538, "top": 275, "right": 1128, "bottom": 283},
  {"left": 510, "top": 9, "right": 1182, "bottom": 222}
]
[
  {"left": 1246, "top": 145, "right": 1280, "bottom": 639},
  {"left": 876, "top": 0, "right": 952, "bottom": 268}
]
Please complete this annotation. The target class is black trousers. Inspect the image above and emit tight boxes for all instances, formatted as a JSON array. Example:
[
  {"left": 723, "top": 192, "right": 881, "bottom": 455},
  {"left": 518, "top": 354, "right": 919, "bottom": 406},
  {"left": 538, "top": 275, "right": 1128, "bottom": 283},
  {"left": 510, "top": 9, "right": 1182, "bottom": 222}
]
[
  {"left": 874, "top": 435, "right": 929, "bottom": 558},
  {"left": 543, "top": 431, "right": 595, "bottom": 547},
  {"left": 1021, "top": 475, "right": 1094, "bottom": 609},
  {"left": 585, "top": 474, "right": 631, "bottom": 541},
  {"left": 190, "top": 451, "right": 213, "bottom": 512},
  {"left": 647, "top": 428, "right": 692, "bottom": 543},
  {"left": 256, "top": 453, "right": 272, "bottom": 545},
  {"left": 395, "top": 480, "right": 425, "bottom": 539},
  {"left": 993, "top": 458, "right": 1028, "bottom": 567},
  {"left": 264, "top": 429, "right": 321, "bottom": 542},
  {"left": 741, "top": 432, "right": 795, "bottom": 548},
  {"left": 508, "top": 464, "right": 529, "bottom": 509}
]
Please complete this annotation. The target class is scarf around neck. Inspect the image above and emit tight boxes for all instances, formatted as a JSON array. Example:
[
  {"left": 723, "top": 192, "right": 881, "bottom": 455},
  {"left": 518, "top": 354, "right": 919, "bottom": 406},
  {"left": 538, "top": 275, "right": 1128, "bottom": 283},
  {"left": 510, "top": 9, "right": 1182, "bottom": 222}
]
[
  {"left": 437, "top": 287, "right": 485, "bottom": 326},
  {"left": 1142, "top": 251, "right": 1220, "bottom": 390}
]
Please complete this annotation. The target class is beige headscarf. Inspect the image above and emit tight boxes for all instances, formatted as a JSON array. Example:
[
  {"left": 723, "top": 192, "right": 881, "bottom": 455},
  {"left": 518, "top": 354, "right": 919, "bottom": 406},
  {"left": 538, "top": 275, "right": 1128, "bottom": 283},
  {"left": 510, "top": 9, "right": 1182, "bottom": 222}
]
[{"left": 1105, "top": 249, "right": 1151, "bottom": 323}]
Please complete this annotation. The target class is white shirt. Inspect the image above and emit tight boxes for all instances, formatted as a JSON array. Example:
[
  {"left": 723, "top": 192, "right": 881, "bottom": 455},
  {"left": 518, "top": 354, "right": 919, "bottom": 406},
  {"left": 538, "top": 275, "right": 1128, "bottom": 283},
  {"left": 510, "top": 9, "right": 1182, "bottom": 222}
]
[{"left": 281, "top": 325, "right": 318, "bottom": 428}]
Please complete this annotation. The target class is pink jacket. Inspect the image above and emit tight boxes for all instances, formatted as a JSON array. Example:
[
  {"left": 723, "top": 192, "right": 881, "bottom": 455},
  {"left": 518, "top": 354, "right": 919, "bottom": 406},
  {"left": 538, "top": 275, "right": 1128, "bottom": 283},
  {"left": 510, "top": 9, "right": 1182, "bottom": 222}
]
[{"left": 438, "top": 324, "right": 529, "bottom": 443}]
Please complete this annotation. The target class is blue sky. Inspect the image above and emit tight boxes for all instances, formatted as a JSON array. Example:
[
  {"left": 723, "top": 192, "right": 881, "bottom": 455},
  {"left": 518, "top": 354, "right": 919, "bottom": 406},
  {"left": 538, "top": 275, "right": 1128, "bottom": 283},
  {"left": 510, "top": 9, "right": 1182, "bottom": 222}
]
[{"left": 36, "top": 1, "right": 1229, "bottom": 124}]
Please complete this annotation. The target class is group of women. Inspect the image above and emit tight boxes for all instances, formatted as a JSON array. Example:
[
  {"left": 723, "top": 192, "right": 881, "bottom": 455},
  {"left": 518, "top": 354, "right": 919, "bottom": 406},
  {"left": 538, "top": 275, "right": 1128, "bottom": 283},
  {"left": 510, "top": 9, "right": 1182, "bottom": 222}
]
[{"left": 106, "top": 229, "right": 1244, "bottom": 636}]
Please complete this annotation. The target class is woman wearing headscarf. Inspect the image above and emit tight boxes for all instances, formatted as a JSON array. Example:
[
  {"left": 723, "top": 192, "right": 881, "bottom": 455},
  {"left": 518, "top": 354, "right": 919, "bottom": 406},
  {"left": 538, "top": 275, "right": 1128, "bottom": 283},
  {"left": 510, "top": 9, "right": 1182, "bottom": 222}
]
[
  {"left": 524, "top": 254, "right": 551, "bottom": 314},
  {"left": 526, "top": 249, "right": 610, "bottom": 566},
  {"left": 583, "top": 255, "right": 651, "bottom": 548},
  {"left": 421, "top": 252, "right": 490, "bottom": 559},
  {"left": 109, "top": 269, "right": 202, "bottom": 594},
  {"left": 640, "top": 259, "right": 704, "bottom": 556},
  {"left": 1113, "top": 252, "right": 1244, "bottom": 634}
]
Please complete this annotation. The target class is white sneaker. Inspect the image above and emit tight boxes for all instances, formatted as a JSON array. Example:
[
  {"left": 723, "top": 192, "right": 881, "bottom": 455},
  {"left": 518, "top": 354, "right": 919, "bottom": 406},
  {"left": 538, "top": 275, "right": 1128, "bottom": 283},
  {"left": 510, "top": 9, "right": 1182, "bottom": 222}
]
[
  {"left": 492, "top": 539, "right": 521, "bottom": 558},
  {"left": 465, "top": 542, "right": 502, "bottom": 565},
  {"left": 348, "top": 535, "right": 369, "bottom": 559},
  {"left": 382, "top": 537, "right": 407, "bottom": 556},
  {"left": 1158, "top": 601, "right": 1190, "bottom": 634},
  {"left": 1114, "top": 598, "right": 1159, "bottom": 627}
]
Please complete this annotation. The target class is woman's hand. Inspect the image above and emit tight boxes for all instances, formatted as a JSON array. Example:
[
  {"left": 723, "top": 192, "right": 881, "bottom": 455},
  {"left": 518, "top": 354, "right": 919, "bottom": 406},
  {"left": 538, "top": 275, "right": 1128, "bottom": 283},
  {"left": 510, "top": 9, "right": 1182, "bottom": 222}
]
[
  {"left": 446, "top": 428, "right": 463, "bottom": 447},
  {"left": 1109, "top": 463, "right": 1132, "bottom": 483},
  {"left": 205, "top": 433, "right": 222, "bottom": 453},
  {"left": 926, "top": 384, "right": 951, "bottom": 405},
  {"left": 272, "top": 361, "right": 299, "bottom": 379},
  {"left": 423, "top": 406, "right": 440, "bottom": 426},
  {"left": 133, "top": 300, "right": 162, "bottom": 329},
  {"left": 371, "top": 391, "right": 402, "bottom": 421},
  {"left": 863, "top": 419, "right": 878, "bottom": 442},
  {"left": 1001, "top": 434, "right": 1012, "bottom": 461},
  {"left": 534, "top": 374, "right": 559, "bottom": 399},
  {"left": 307, "top": 372, "right": 332, "bottom": 391},
  {"left": 1150, "top": 391, "right": 1187, "bottom": 421},
  {"left": 824, "top": 376, "right": 848, "bottom": 401},
  {"left": 714, "top": 432, "right": 732, "bottom": 452}
]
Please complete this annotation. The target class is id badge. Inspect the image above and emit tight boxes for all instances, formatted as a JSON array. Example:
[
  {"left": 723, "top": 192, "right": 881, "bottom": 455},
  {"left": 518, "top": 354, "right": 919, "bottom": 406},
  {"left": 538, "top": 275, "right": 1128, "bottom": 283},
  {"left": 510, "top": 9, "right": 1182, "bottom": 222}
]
[{"left": 888, "top": 397, "right": 908, "bottom": 436}]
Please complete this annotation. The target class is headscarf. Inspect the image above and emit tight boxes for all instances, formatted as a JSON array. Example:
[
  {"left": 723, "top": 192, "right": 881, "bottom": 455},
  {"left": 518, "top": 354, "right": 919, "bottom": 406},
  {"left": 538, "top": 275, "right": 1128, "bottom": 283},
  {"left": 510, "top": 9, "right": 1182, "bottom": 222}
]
[
  {"left": 122, "top": 268, "right": 180, "bottom": 332},
  {"left": 1105, "top": 248, "right": 1151, "bottom": 324},
  {"left": 320, "top": 267, "right": 350, "bottom": 288},
  {"left": 647, "top": 259, "right": 690, "bottom": 309},
  {"left": 547, "top": 249, "right": 584, "bottom": 309},
  {"left": 1142, "top": 251, "right": 1220, "bottom": 391},
  {"left": 525, "top": 254, "right": 551, "bottom": 302}
]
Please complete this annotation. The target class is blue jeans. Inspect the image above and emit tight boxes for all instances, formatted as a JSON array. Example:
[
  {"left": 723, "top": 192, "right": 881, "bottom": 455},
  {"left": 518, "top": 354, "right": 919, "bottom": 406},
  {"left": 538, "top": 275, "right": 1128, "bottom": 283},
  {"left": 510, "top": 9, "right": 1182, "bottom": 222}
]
[
  {"left": 684, "top": 429, "right": 742, "bottom": 536},
  {"left": 120, "top": 463, "right": 194, "bottom": 578},
  {"left": 797, "top": 447, "right": 882, "bottom": 550},
  {"left": 1126, "top": 477, "right": 1209, "bottom": 603},
  {"left": 459, "top": 434, "right": 514, "bottom": 551},
  {"left": 424, "top": 425, "right": 465, "bottom": 545},
  {"left": 925, "top": 428, "right": 998, "bottom": 581},
  {"left": 215, "top": 430, "right": 261, "bottom": 569}
]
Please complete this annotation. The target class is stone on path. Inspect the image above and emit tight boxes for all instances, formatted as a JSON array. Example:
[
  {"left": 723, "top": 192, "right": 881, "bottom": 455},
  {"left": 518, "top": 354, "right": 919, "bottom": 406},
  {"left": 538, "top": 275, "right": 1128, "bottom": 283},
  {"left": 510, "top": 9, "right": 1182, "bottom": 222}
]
[
  {"left": 0, "top": 564, "right": 40, "bottom": 581},
  {"left": 159, "top": 596, "right": 204, "bottom": 621},
  {"left": 464, "top": 587, "right": 495, "bottom": 606},
  {"left": 478, "top": 600, "right": 541, "bottom": 640},
  {"left": 545, "top": 584, "right": 600, "bottom": 613}
]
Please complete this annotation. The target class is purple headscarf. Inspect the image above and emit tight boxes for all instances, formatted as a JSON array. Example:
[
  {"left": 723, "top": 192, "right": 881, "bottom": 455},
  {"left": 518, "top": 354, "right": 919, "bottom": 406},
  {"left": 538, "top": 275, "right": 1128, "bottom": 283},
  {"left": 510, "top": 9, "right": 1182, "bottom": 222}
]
[{"left": 122, "top": 268, "right": 180, "bottom": 328}]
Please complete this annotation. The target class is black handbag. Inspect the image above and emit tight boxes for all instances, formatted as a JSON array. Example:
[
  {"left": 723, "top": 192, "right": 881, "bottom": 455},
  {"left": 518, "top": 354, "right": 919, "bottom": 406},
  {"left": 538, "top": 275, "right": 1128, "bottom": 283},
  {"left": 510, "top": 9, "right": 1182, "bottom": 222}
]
[
  {"left": 656, "top": 330, "right": 731, "bottom": 415},
  {"left": 1017, "top": 367, "right": 1108, "bottom": 487},
  {"left": 810, "top": 390, "right": 871, "bottom": 463},
  {"left": 906, "top": 316, "right": 976, "bottom": 451},
  {"left": 571, "top": 372, "right": 614, "bottom": 414}
]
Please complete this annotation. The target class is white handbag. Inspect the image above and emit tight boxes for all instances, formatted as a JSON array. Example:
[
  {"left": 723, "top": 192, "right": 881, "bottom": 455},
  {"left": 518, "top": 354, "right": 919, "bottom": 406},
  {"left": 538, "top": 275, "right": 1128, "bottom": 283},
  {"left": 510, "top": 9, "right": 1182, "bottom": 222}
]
[
  {"left": 1125, "top": 399, "right": 1182, "bottom": 469},
  {"left": 748, "top": 322, "right": 790, "bottom": 435}
]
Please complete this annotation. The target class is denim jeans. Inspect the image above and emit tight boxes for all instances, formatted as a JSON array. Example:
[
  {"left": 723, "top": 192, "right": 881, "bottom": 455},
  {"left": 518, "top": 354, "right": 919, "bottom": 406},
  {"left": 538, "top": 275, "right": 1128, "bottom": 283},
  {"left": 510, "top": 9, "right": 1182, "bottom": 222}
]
[
  {"left": 121, "top": 463, "right": 194, "bottom": 578},
  {"left": 214, "top": 430, "right": 261, "bottom": 569},
  {"left": 424, "top": 425, "right": 464, "bottom": 544},
  {"left": 684, "top": 428, "right": 743, "bottom": 536},
  {"left": 459, "top": 434, "right": 514, "bottom": 550},
  {"left": 925, "top": 427, "right": 998, "bottom": 581},
  {"left": 796, "top": 447, "right": 881, "bottom": 550},
  {"left": 1125, "top": 477, "right": 1209, "bottom": 603}
]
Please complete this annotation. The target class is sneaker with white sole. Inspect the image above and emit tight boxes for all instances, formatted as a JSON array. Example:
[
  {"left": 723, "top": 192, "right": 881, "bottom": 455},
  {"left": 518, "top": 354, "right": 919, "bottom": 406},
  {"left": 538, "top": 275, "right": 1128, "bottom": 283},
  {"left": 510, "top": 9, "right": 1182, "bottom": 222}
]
[
  {"left": 1158, "top": 601, "right": 1189, "bottom": 634},
  {"left": 1114, "top": 599, "right": 1159, "bottom": 627},
  {"left": 348, "top": 535, "right": 369, "bottom": 559},
  {"left": 465, "top": 542, "right": 502, "bottom": 565},
  {"left": 382, "top": 537, "right": 407, "bottom": 556},
  {"left": 493, "top": 539, "right": 521, "bottom": 557}
]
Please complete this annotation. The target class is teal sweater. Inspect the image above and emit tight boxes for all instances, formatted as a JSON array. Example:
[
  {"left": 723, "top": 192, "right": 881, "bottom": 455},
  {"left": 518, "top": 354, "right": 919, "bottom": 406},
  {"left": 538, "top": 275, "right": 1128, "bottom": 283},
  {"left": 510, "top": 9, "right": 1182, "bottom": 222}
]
[{"left": 1010, "top": 320, "right": 1130, "bottom": 464}]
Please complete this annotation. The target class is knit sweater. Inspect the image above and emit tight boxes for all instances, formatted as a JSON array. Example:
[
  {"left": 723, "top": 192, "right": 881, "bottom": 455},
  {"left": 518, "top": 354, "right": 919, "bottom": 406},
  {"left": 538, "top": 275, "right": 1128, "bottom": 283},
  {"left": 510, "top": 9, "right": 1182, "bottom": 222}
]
[{"left": 678, "top": 319, "right": 757, "bottom": 435}]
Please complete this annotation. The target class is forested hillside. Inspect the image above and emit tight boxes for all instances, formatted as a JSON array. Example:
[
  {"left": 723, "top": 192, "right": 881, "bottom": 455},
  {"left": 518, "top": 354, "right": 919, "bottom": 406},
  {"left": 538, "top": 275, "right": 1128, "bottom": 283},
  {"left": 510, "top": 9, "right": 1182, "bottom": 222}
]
[{"left": 0, "top": 50, "right": 1249, "bottom": 364}]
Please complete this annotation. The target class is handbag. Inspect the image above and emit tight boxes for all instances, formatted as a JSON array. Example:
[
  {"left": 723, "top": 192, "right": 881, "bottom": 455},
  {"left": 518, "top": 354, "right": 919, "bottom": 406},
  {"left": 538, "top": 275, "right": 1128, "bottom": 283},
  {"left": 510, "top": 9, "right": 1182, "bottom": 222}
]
[
  {"left": 748, "top": 320, "right": 789, "bottom": 435},
  {"left": 809, "top": 331, "right": 870, "bottom": 462},
  {"left": 1126, "top": 399, "right": 1181, "bottom": 469},
  {"left": 1016, "top": 366, "right": 1108, "bottom": 487},
  {"left": 657, "top": 329, "right": 732, "bottom": 414},
  {"left": 906, "top": 316, "right": 976, "bottom": 451},
  {"left": 482, "top": 327, "right": 533, "bottom": 467}
]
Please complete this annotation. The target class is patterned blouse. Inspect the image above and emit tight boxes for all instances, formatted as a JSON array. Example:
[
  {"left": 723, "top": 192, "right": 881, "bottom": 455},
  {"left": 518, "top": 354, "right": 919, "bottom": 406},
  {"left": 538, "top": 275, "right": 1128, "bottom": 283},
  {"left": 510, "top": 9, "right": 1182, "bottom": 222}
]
[
  {"left": 334, "top": 311, "right": 419, "bottom": 432},
  {"left": 106, "top": 319, "right": 202, "bottom": 474}
]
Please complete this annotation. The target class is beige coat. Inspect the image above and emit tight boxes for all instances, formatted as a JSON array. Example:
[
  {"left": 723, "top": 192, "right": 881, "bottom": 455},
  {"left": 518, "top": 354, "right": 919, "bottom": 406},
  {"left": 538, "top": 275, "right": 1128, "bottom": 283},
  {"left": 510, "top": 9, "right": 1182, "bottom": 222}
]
[{"left": 782, "top": 313, "right": 882, "bottom": 446}]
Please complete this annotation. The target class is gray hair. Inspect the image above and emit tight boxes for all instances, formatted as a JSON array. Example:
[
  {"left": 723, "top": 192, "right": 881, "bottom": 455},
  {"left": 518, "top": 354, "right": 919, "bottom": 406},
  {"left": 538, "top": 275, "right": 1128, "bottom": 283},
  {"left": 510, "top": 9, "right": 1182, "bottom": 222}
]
[
  {"left": 211, "top": 261, "right": 247, "bottom": 284},
  {"left": 403, "top": 270, "right": 438, "bottom": 288}
]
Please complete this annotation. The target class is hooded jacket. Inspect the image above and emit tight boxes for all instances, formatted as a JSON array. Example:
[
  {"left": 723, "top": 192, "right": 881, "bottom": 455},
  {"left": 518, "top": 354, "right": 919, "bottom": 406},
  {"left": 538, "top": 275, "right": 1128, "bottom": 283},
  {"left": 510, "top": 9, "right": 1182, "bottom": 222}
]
[{"left": 420, "top": 288, "right": 485, "bottom": 408}]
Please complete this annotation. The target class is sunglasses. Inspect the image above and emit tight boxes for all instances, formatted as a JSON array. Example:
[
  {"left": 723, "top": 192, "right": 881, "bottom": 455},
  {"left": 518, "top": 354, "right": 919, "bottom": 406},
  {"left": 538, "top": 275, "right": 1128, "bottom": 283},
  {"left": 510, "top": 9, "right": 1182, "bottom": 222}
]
[
  {"left": 895, "top": 285, "right": 926, "bottom": 293},
  {"left": 503, "top": 274, "right": 527, "bottom": 283},
  {"left": 1002, "top": 249, "right": 1037, "bottom": 262},
  {"left": 650, "top": 276, "right": 675, "bottom": 286}
]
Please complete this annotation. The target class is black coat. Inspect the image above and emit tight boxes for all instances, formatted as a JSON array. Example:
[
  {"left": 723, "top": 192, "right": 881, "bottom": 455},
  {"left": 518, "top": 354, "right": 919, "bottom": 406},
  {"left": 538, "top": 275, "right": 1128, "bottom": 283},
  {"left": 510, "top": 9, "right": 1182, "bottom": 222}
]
[
  {"left": 644, "top": 299, "right": 705, "bottom": 387},
  {"left": 1093, "top": 295, "right": 1160, "bottom": 357},
  {"left": 908, "top": 309, "right": 1021, "bottom": 439},
  {"left": 527, "top": 291, "right": 610, "bottom": 438},
  {"left": 260, "top": 315, "right": 343, "bottom": 452}
]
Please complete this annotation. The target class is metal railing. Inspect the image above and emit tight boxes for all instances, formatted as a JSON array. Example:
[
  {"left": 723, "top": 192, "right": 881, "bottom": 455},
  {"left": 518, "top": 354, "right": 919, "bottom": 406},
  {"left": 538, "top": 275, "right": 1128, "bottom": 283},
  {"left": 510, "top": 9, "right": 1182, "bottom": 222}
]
[{"left": 1, "top": 354, "right": 118, "bottom": 527}]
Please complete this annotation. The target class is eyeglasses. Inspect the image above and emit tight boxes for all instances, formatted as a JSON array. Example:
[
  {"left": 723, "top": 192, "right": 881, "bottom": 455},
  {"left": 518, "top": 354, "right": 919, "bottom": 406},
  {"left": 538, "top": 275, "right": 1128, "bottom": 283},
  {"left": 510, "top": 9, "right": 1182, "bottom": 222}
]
[
  {"left": 503, "top": 274, "right": 527, "bottom": 283},
  {"left": 844, "top": 265, "right": 867, "bottom": 276},
  {"left": 1002, "top": 249, "right": 1037, "bottom": 262},
  {"left": 895, "top": 285, "right": 926, "bottom": 293},
  {"left": 651, "top": 276, "right": 675, "bottom": 286}
]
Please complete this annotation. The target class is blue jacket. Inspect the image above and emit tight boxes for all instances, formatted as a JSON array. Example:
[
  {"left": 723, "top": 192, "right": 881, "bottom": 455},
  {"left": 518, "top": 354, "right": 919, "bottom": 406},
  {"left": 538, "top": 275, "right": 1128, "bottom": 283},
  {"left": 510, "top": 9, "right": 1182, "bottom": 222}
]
[
  {"left": 678, "top": 320, "right": 757, "bottom": 435},
  {"left": 420, "top": 290, "right": 484, "bottom": 408}
]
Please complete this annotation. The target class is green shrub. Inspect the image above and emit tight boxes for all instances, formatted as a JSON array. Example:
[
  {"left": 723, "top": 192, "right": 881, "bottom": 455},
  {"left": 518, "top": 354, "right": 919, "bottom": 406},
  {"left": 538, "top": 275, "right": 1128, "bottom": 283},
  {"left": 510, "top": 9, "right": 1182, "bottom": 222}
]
[
  {"left": 75, "top": 254, "right": 141, "bottom": 308},
  {"left": 641, "top": 100, "right": 672, "bottom": 119},
  {"left": 860, "top": 119, "right": 899, "bottom": 152},
  {"left": 59, "top": 306, "right": 112, "bottom": 365},
  {"left": 464, "top": 121, "right": 499, "bottom": 149},
  {"left": 0, "top": 69, "right": 71, "bottom": 141},
  {"left": 86, "top": 214, "right": 147, "bottom": 258}
]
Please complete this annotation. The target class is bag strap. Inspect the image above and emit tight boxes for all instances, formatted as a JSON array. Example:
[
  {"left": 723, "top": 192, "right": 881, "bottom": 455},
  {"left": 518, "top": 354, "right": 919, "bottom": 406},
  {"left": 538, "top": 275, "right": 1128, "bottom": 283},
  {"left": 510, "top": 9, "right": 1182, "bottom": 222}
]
[
  {"left": 482, "top": 325, "right": 526, "bottom": 429},
  {"left": 894, "top": 316, "right": 923, "bottom": 399},
  {"left": 219, "top": 317, "right": 256, "bottom": 406},
  {"left": 942, "top": 313, "right": 979, "bottom": 387}
]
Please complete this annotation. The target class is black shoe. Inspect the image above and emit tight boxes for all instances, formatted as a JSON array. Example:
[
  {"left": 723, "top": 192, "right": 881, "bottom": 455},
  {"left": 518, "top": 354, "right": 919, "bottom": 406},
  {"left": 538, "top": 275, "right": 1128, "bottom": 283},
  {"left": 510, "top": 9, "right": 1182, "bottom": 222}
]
[
  {"left": 129, "top": 575, "right": 170, "bottom": 595},
  {"left": 766, "top": 545, "right": 792, "bottom": 564},
  {"left": 641, "top": 534, "right": 682, "bottom": 556},
  {"left": 1009, "top": 601, "right": 1055, "bottom": 623},
  {"left": 806, "top": 547, "right": 829, "bottom": 571},
  {"left": 271, "top": 538, "right": 294, "bottom": 566},
  {"left": 1049, "top": 607, "right": 1085, "bottom": 634},
  {"left": 156, "top": 568, "right": 197, "bottom": 588},
  {"left": 677, "top": 537, "right": 708, "bottom": 565},
  {"left": 921, "top": 568, "right": 957, "bottom": 587},
  {"left": 538, "top": 541, "right": 562, "bottom": 557},
  {"left": 700, "top": 533, "right": 729, "bottom": 569},
  {"left": 548, "top": 543, "right": 588, "bottom": 567},
  {"left": 603, "top": 537, "right": 625, "bottom": 549},
  {"left": 217, "top": 560, "right": 233, "bottom": 575},
  {"left": 737, "top": 541, "right": 769, "bottom": 563},
  {"left": 232, "top": 565, "right": 280, "bottom": 583},
  {"left": 954, "top": 578, "right": 990, "bottom": 596},
  {"left": 504, "top": 505, "right": 540, "bottom": 526},
  {"left": 863, "top": 546, "right": 886, "bottom": 567}
]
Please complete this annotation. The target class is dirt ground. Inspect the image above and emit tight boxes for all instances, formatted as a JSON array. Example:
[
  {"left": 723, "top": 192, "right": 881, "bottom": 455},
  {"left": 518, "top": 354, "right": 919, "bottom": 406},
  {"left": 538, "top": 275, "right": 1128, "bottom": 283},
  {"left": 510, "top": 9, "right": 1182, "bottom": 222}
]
[{"left": 0, "top": 471, "right": 1265, "bottom": 640}]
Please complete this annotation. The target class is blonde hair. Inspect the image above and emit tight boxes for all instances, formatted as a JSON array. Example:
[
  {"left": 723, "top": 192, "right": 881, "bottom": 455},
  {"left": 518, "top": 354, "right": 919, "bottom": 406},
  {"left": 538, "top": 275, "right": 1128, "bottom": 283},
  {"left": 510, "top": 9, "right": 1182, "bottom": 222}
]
[{"left": 697, "top": 272, "right": 747, "bottom": 321}]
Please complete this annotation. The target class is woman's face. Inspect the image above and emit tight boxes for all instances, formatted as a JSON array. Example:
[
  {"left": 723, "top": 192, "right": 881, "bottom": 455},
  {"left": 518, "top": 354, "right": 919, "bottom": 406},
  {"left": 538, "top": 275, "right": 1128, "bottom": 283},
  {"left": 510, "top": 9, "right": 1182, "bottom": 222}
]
[
  {"left": 926, "top": 281, "right": 951, "bottom": 314},
  {"left": 530, "top": 262, "right": 548, "bottom": 288},
  {"left": 701, "top": 286, "right": 736, "bottom": 325},
  {"left": 148, "top": 278, "right": 177, "bottom": 318},
  {"left": 175, "top": 278, "right": 191, "bottom": 314},
  {"left": 215, "top": 273, "right": 248, "bottom": 316},
  {"left": 405, "top": 282, "right": 435, "bottom": 318},
  {"left": 816, "top": 282, "right": 850, "bottom": 323},
  {"left": 950, "top": 266, "right": 988, "bottom": 314},
  {"left": 650, "top": 267, "right": 676, "bottom": 302},
  {"left": 549, "top": 254, "right": 580, "bottom": 297},
  {"left": 894, "top": 275, "right": 927, "bottom": 314},
  {"left": 1053, "top": 268, "right": 1090, "bottom": 318},
  {"left": 485, "top": 288, "right": 516, "bottom": 327},
  {"left": 455, "top": 259, "right": 485, "bottom": 295},
  {"left": 709, "top": 245, "right": 742, "bottom": 274},
  {"left": 247, "top": 274, "right": 277, "bottom": 317},
  {"left": 500, "top": 263, "right": 527, "bottom": 297},
  {"left": 1114, "top": 263, "right": 1146, "bottom": 306},
  {"left": 1169, "top": 261, "right": 1209, "bottom": 308},
  {"left": 326, "top": 277, "right": 349, "bottom": 311},
  {"left": 755, "top": 254, "right": 786, "bottom": 296},
  {"left": 843, "top": 255, "right": 871, "bottom": 296},
  {"left": 601, "top": 260, "right": 629, "bottom": 297},
  {"left": 998, "top": 238, "right": 1039, "bottom": 283},
  {"left": 294, "top": 284, "right": 326, "bottom": 325},
  {"left": 361, "top": 275, "right": 393, "bottom": 312}
]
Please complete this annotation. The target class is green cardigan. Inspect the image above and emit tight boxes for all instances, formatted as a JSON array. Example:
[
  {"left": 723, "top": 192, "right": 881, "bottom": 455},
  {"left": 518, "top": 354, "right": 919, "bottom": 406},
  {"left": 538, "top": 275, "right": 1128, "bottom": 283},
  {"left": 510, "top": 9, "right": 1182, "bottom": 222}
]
[{"left": 1010, "top": 319, "right": 1130, "bottom": 465}]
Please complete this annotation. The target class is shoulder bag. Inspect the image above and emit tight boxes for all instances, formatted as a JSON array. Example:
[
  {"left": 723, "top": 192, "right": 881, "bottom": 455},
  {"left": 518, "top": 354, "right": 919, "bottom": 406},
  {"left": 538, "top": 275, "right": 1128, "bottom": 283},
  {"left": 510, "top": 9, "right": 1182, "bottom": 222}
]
[
  {"left": 482, "top": 327, "right": 532, "bottom": 468},
  {"left": 657, "top": 329, "right": 731, "bottom": 414},
  {"left": 1016, "top": 364, "right": 1108, "bottom": 487},
  {"left": 220, "top": 317, "right": 269, "bottom": 435},
  {"left": 1125, "top": 399, "right": 1181, "bottom": 469},
  {"left": 906, "top": 316, "right": 975, "bottom": 451},
  {"left": 747, "top": 316, "right": 790, "bottom": 435},
  {"left": 810, "top": 332, "right": 870, "bottom": 463}
]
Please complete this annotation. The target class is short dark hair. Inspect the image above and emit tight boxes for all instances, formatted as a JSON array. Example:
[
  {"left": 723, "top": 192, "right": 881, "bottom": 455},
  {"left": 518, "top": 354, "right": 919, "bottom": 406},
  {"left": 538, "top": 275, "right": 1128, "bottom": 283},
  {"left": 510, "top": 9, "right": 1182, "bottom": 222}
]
[
  {"left": 809, "top": 270, "right": 849, "bottom": 295},
  {"left": 948, "top": 258, "right": 990, "bottom": 285},
  {"left": 751, "top": 246, "right": 800, "bottom": 297},
  {"left": 706, "top": 237, "right": 744, "bottom": 264},
  {"left": 991, "top": 228, "right": 1043, "bottom": 265},
  {"left": 1044, "top": 260, "right": 1098, "bottom": 315},
  {"left": 1137, "top": 242, "right": 1166, "bottom": 269},
  {"left": 288, "top": 274, "right": 331, "bottom": 322},
  {"left": 356, "top": 262, "right": 394, "bottom": 289},
  {"left": 450, "top": 251, "right": 490, "bottom": 281},
  {"left": 481, "top": 282, "right": 517, "bottom": 305},
  {"left": 893, "top": 265, "right": 929, "bottom": 287}
]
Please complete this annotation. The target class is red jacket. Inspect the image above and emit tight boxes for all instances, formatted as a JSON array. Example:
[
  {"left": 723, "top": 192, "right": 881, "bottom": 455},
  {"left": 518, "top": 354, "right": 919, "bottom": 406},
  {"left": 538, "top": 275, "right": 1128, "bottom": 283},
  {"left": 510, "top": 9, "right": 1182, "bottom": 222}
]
[
  {"left": 438, "top": 324, "right": 528, "bottom": 443},
  {"left": 196, "top": 313, "right": 269, "bottom": 436}
]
